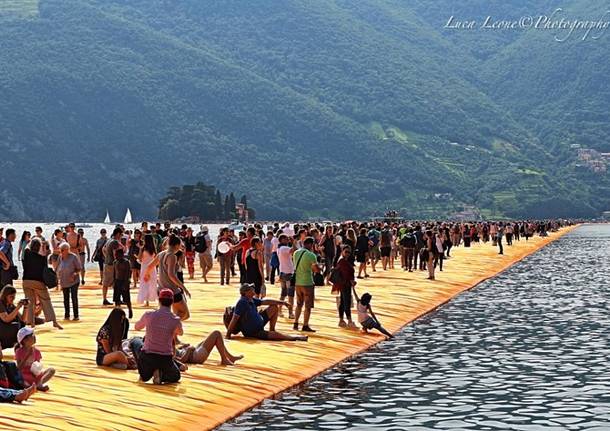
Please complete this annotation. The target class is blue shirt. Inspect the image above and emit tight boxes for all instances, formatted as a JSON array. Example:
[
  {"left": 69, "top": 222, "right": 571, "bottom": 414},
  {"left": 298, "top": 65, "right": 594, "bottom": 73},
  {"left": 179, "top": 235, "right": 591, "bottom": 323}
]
[
  {"left": 234, "top": 296, "right": 264, "bottom": 336},
  {"left": 368, "top": 229, "right": 380, "bottom": 246},
  {"left": 0, "top": 240, "right": 13, "bottom": 265}
]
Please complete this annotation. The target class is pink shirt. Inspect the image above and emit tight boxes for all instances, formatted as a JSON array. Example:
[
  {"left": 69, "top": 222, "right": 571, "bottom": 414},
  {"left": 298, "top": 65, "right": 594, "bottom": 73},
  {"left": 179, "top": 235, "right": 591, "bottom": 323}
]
[
  {"left": 15, "top": 346, "right": 42, "bottom": 385},
  {"left": 135, "top": 307, "right": 182, "bottom": 356}
]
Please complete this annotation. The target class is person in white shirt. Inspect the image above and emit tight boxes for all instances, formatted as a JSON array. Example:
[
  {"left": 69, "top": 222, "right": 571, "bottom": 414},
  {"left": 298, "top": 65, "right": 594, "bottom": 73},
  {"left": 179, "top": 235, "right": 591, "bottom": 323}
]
[
  {"left": 269, "top": 232, "right": 280, "bottom": 284},
  {"left": 276, "top": 234, "right": 295, "bottom": 318}
]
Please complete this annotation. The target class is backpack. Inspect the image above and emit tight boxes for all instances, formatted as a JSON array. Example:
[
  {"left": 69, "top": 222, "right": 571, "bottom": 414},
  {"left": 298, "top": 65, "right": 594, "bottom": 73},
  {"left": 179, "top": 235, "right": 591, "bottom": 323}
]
[
  {"left": 93, "top": 239, "right": 107, "bottom": 262},
  {"left": 400, "top": 232, "right": 416, "bottom": 248},
  {"left": 329, "top": 267, "right": 344, "bottom": 286},
  {"left": 194, "top": 234, "right": 208, "bottom": 253},
  {"left": 43, "top": 267, "right": 58, "bottom": 288},
  {"left": 223, "top": 306, "right": 241, "bottom": 335}
]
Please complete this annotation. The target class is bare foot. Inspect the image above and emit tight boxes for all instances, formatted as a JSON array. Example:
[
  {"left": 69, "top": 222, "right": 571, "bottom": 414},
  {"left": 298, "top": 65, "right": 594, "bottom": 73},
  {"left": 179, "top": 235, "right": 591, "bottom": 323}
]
[
  {"left": 15, "top": 385, "right": 37, "bottom": 402},
  {"left": 152, "top": 369, "right": 161, "bottom": 385},
  {"left": 228, "top": 354, "right": 244, "bottom": 364},
  {"left": 53, "top": 321, "right": 64, "bottom": 330},
  {"left": 220, "top": 358, "right": 235, "bottom": 366}
]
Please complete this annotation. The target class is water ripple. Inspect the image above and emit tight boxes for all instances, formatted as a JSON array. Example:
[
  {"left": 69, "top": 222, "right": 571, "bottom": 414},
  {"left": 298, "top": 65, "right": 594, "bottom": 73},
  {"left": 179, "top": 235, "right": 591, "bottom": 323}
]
[{"left": 220, "top": 225, "right": 610, "bottom": 431}]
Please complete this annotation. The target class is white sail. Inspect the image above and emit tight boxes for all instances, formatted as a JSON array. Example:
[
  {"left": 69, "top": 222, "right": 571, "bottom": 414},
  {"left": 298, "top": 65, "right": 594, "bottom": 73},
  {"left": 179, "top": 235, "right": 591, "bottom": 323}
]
[
  {"left": 104, "top": 210, "right": 111, "bottom": 224},
  {"left": 124, "top": 208, "right": 132, "bottom": 224}
]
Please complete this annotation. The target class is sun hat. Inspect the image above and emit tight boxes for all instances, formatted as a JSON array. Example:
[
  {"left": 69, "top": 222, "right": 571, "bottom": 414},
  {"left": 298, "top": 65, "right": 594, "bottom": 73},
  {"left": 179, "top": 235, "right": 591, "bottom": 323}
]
[{"left": 17, "top": 327, "right": 34, "bottom": 345}]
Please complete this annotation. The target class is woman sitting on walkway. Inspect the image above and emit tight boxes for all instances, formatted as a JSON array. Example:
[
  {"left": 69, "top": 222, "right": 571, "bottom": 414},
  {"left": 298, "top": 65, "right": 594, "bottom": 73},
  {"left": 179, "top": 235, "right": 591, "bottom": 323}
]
[
  {"left": 96, "top": 308, "right": 132, "bottom": 369},
  {"left": 175, "top": 331, "right": 243, "bottom": 366},
  {"left": 0, "top": 286, "right": 26, "bottom": 350}
]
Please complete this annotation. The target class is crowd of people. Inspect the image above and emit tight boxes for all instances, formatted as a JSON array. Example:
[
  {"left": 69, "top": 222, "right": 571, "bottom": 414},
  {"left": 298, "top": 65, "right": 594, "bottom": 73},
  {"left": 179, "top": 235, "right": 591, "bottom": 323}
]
[{"left": 0, "top": 218, "right": 569, "bottom": 402}]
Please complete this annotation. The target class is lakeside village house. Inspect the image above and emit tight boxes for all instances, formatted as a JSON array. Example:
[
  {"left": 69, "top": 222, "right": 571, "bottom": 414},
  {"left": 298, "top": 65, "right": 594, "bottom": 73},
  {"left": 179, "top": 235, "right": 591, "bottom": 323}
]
[{"left": 573, "top": 146, "right": 610, "bottom": 173}]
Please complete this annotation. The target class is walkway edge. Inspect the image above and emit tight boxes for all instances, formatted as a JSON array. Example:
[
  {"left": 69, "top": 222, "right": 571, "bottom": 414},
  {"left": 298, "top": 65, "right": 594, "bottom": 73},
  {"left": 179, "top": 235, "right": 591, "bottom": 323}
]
[{"left": 210, "top": 225, "right": 579, "bottom": 430}]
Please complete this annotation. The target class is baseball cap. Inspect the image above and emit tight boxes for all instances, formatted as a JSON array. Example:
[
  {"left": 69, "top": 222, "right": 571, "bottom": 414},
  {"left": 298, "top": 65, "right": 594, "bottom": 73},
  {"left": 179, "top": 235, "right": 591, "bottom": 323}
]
[
  {"left": 158, "top": 289, "right": 174, "bottom": 301},
  {"left": 17, "top": 327, "right": 34, "bottom": 345}
]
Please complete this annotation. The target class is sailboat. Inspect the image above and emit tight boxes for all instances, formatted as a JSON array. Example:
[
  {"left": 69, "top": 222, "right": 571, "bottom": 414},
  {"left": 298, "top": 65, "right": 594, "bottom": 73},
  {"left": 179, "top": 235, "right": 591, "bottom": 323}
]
[
  {"left": 103, "top": 210, "right": 111, "bottom": 224},
  {"left": 124, "top": 208, "right": 133, "bottom": 224}
]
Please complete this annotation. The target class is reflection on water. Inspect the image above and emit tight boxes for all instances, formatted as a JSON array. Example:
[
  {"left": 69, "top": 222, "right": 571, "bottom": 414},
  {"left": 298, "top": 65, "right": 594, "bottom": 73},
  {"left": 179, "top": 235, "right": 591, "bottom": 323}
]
[{"left": 220, "top": 225, "right": 610, "bottom": 430}]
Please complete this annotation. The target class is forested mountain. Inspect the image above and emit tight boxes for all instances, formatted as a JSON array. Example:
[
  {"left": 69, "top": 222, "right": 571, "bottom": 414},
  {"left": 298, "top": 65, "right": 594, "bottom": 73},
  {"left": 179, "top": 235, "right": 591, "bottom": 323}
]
[{"left": 0, "top": 0, "right": 608, "bottom": 221}]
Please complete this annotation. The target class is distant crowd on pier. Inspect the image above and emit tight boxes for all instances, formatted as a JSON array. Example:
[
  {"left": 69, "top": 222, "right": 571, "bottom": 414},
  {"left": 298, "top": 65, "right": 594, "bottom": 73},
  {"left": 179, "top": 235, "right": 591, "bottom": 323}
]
[{"left": 0, "top": 218, "right": 570, "bottom": 402}]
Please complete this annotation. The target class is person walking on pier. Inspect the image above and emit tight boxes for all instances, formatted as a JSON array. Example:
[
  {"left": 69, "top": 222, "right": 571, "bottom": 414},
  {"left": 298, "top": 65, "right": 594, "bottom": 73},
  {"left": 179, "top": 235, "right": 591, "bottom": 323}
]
[
  {"left": 425, "top": 230, "right": 437, "bottom": 280},
  {"left": 332, "top": 245, "right": 357, "bottom": 329},
  {"left": 413, "top": 225, "right": 424, "bottom": 270},
  {"left": 102, "top": 228, "right": 124, "bottom": 306},
  {"left": 399, "top": 227, "right": 417, "bottom": 271},
  {"left": 0, "top": 229, "right": 17, "bottom": 288},
  {"left": 292, "top": 237, "right": 320, "bottom": 332},
  {"left": 497, "top": 223, "right": 505, "bottom": 255}
]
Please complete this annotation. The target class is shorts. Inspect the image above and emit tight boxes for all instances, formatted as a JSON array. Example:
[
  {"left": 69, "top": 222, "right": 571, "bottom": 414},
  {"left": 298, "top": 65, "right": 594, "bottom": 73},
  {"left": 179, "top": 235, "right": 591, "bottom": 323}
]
[
  {"left": 279, "top": 273, "right": 295, "bottom": 298},
  {"left": 173, "top": 289, "right": 184, "bottom": 304},
  {"left": 199, "top": 252, "right": 213, "bottom": 270},
  {"left": 380, "top": 247, "right": 392, "bottom": 257},
  {"left": 113, "top": 279, "right": 130, "bottom": 304},
  {"left": 130, "top": 258, "right": 141, "bottom": 270},
  {"left": 296, "top": 285, "right": 315, "bottom": 309},
  {"left": 369, "top": 247, "right": 380, "bottom": 259},
  {"left": 361, "top": 316, "right": 378, "bottom": 330},
  {"left": 243, "top": 309, "right": 271, "bottom": 340},
  {"left": 356, "top": 252, "right": 367, "bottom": 263},
  {"left": 103, "top": 264, "right": 114, "bottom": 288}
]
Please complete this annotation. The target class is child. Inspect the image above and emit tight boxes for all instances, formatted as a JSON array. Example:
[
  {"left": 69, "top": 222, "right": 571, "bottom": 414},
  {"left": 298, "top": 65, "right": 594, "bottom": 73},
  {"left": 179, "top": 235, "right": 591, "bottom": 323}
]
[
  {"left": 113, "top": 248, "right": 133, "bottom": 318},
  {"left": 14, "top": 327, "right": 55, "bottom": 391},
  {"left": 352, "top": 289, "right": 394, "bottom": 340}
]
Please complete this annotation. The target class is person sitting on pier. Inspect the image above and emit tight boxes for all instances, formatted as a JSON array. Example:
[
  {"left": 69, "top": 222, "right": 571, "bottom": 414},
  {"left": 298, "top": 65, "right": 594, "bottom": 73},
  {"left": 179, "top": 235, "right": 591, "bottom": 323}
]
[
  {"left": 175, "top": 331, "right": 243, "bottom": 366},
  {"left": 353, "top": 288, "right": 394, "bottom": 340},
  {"left": 225, "top": 284, "right": 308, "bottom": 342},
  {"left": 96, "top": 308, "right": 133, "bottom": 370},
  {"left": 134, "top": 289, "right": 182, "bottom": 385}
]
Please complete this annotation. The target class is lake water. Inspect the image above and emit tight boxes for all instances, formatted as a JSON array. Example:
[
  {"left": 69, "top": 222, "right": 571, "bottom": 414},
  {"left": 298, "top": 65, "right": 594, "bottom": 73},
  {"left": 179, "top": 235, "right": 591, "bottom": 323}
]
[{"left": 220, "top": 224, "right": 610, "bottom": 430}]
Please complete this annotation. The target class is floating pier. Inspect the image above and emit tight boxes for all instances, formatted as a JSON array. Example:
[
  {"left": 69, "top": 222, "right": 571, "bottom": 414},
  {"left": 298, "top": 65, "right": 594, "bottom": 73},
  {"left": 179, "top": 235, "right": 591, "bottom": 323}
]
[{"left": 0, "top": 226, "right": 578, "bottom": 430}]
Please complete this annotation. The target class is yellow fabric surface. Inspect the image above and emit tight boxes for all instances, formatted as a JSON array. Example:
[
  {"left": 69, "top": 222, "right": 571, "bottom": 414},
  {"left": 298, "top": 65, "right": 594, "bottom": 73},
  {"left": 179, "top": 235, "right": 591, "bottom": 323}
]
[{"left": 0, "top": 226, "right": 576, "bottom": 430}]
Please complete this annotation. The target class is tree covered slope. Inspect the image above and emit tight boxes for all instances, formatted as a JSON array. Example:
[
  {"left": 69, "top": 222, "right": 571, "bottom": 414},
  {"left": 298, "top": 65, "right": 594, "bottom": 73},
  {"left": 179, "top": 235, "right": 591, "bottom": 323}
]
[{"left": 0, "top": 0, "right": 607, "bottom": 220}]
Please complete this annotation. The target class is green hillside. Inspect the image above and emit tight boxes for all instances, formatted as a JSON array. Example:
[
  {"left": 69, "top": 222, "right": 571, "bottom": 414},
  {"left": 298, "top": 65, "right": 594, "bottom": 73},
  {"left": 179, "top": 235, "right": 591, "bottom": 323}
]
[{"left": 0, "top": 0, "right": 607, "bottom": 221}]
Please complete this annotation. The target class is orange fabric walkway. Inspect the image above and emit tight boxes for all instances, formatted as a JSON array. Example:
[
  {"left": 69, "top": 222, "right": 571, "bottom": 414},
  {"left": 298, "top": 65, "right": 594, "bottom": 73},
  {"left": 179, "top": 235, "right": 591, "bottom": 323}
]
[{"left": 0, "top": 226, "right": 576, "bottom": 430}]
